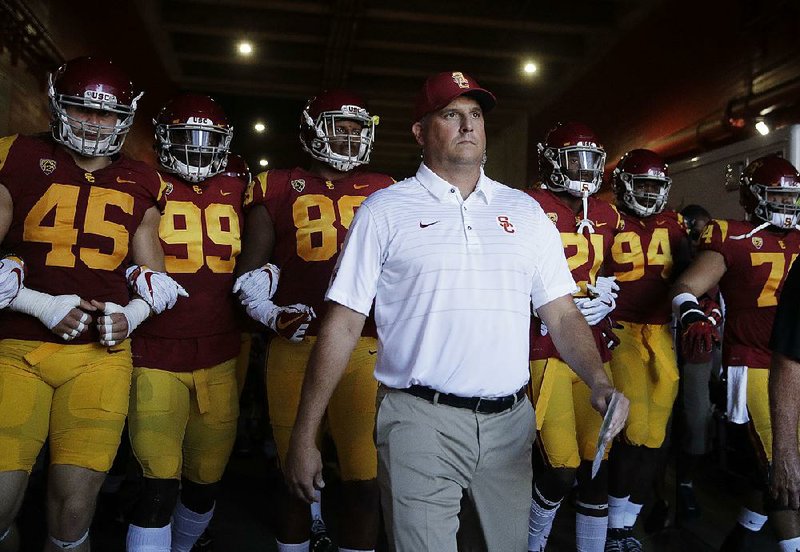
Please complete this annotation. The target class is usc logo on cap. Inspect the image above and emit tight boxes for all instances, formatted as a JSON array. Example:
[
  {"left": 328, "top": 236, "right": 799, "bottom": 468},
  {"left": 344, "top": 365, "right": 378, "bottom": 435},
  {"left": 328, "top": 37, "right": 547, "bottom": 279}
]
[{"left": 451, "top": 72, "right": 470, "bottom": 89}]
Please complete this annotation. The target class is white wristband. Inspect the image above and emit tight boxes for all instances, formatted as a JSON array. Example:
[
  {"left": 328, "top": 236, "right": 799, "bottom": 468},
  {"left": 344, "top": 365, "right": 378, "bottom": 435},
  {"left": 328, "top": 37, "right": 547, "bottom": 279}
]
[
  {"left": 672, "top": 292, "right": 699, "bottom": 316},
  {"left": 120, "top": 298, "right": 152, "bottom": 335},
  {"left": 9, "top": 287, "right": 80, "bottom": 330}
]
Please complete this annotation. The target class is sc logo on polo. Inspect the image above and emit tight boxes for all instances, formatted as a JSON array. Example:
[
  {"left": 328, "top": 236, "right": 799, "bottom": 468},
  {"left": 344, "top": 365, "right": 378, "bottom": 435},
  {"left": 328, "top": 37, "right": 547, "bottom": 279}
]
[{"left": 497, "top": 216, "right": 515, "bottom": 234}]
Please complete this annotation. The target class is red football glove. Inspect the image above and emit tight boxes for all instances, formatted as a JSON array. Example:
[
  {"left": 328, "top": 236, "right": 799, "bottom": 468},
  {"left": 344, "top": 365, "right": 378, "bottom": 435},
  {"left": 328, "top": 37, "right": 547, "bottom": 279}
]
[{"left": 598, "top": 317, "right": 621, "bottom": 351}]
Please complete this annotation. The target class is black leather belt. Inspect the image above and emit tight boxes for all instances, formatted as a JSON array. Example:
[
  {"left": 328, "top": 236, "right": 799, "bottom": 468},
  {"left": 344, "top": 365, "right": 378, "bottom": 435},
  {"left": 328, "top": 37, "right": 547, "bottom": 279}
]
[{"left": 401, "top": 385, "right": 526, "bottom": 414}]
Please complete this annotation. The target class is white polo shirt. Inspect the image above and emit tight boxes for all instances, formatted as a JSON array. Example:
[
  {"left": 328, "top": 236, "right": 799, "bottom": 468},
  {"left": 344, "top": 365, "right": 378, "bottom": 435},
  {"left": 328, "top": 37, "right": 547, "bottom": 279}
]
[{"left": 326, "top": 163, "right": 576, "bottom": 397}]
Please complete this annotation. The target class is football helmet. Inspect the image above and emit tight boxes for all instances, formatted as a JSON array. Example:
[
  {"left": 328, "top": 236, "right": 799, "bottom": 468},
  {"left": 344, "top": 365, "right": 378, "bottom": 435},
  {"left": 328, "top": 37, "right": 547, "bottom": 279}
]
[
  {"left": 739, "top": 155, "right": 800, "bottom": 229},
  {"left": 538, "top": 122, "right": 606, "bottom": 197},
  {"left": 154, "top": 94, "right": 233, "bottom": 183},
  {"left": 222, "top": 152, "right": 252, "bottom": 185},
  {"left": 300, "top": 90, "right": 376, "bottom": 172},
  {"left": 48, "top": 56, "right": 141, "bottom": 157},
  {"left": 612, "top": 149, "right": 672, "bottom": 217}
]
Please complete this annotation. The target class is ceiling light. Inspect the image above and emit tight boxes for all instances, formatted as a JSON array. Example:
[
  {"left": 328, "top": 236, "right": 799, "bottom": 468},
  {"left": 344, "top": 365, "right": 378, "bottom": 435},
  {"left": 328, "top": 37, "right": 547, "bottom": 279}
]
[
  {"left": 523, "top": 62, "right": 538, "bottom": 75},
  {"left": 254, "top": 122, "right": 266, "bottom": 133},
  {"left": 237, "top": 41, "right": 253, "bottom": 56},
  {"left": 755, "top": 120, "right": 770, "bottom": 136},
  {"left": 259, "top": 158, "right": 269, "bottom": 167}
]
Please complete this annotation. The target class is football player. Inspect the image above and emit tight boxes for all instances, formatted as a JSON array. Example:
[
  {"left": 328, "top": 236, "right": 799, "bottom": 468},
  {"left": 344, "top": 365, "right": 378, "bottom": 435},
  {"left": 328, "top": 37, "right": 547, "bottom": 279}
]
[
  {"left": 0, "top": 56, "right": 184, "bottom": 552},
  {"left": 124, "top": 94, "right": 245, "bottom": 552},
  {"left": 235, "top": 90, "right": 393, "bottom": 552},
  {"left": 671, "top": 155, "right": 800, "bottom": 552},
  {"left": 526, "top": 122, "right": 628, "bottom": 552},
  {"left": 604, "top": 149, "right": 688, "bottom": 551}
]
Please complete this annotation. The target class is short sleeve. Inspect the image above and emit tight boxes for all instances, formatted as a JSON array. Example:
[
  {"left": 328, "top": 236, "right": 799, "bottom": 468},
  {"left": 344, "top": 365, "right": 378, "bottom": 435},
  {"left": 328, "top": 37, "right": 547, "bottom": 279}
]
[
  {"left": 325, "top": 202, "right": 384, "bottom": 316},
  {"left": 530, "top": 210, "right": 578, "bottom": 309},
  {"left": 770, "top": 259, "right": 800, "bottom": 360}
]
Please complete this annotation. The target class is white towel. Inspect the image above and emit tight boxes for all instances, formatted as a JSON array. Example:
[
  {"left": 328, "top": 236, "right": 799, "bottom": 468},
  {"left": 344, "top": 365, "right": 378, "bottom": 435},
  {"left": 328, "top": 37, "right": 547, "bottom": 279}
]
[{"left": 726, "top": 365, "right": 750, "bottom": 424}]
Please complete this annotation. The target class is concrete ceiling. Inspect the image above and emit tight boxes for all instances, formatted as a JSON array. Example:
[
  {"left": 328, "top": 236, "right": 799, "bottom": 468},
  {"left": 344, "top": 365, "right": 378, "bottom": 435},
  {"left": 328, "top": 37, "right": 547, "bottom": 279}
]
[{"left": 135, "top": 0, "right": 661, "bottom": 178}]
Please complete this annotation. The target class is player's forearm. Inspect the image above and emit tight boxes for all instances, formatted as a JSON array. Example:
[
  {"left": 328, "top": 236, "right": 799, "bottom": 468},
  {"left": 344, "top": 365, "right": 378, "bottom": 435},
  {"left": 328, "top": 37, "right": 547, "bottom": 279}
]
[
  {"left": 770, "top": 353, "right": 800, "bottom": 456},
  {"left": 235, "top": 206, "right": 275, "bottom": 276},
  {"left": 131, "top": 206, "right": 166, "bottom": 272},
  {"left": 291, "top": 302, "right": 366, "bottom": 443}
]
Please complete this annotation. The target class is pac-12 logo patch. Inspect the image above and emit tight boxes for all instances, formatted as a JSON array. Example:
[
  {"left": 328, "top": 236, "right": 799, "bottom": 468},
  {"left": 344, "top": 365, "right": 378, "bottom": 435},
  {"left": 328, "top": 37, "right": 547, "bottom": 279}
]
[
  {"left": 546, "top": 212, "right": 558, "bottom": 224},
  {"left": 39, "top": 158, "right": 56, "bottom": 175},
  {"left": 291, "top": 179, "right": 306, "bottom": 192},
  {"left": 751, "top": 237, "right": 763, "bottom": 249},
  {"left": 497, "top": 215, "right": 515, "bottom": 233}
]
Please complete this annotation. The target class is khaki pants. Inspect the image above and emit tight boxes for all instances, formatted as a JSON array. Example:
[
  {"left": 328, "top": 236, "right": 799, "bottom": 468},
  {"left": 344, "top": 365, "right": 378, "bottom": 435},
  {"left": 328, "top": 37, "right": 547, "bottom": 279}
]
[{"left": 375, "top": 387, "right": 535, "bottom": 552}]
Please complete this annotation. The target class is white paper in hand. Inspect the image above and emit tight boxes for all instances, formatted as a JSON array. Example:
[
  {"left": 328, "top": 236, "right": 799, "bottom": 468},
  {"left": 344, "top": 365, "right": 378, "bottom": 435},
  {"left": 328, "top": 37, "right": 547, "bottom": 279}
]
[{"left": 591, "top": 392, "right": 621, "bottom": 479}]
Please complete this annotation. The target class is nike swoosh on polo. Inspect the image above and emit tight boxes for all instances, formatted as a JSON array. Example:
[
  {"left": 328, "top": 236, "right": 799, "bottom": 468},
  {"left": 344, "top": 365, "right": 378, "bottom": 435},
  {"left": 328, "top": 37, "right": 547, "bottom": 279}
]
[
  {"left": 594, "top": 222, "right": 607, "bottom": 227},
  {"left": 419, "top": 221, "right": 440, "bottom": 228},
  {"left": 353, "top": 183, "right": 370, "bottom": 190},
  {"left": 368, "top": 350, "right": 377, "bottom": 355},
  {"left": 220, "top": 190, "right": 233, "bottom": 196},
  {"left": 116, "top": 176, "right": 136, "bottom": 184},
  {"left": 107, "top": 348, "right": 125, "bottom": 354},
  {"left": 277, "top": 314, "right": 305, "bottom": 330}
]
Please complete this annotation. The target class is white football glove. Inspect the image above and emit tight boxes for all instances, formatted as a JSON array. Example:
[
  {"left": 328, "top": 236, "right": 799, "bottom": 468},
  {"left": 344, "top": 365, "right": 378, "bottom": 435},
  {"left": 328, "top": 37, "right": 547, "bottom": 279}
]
[
  {"left": 0, "top": 255, "right": 25, "bottom": 309},
  {"left": 575, "top": 276, "right": 618, "bottom": 326},
  {"left": 9, "top": 288, "right": 89, "bottom": 340},
  {"left": 233, "top": 263, "right": 280, "bottom": 310},
  {"left": 97, "top": 299, "right": 151, "bottom": 346},
  {"left": 125, "top": 265, "right": 189, "bottom": 314},
  {"left": 587, "top": 276, "right": 620, "bottom": 301}
]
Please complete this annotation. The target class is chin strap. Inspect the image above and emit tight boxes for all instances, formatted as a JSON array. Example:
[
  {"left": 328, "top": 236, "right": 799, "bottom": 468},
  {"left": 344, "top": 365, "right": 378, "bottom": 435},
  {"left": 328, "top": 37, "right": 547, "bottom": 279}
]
[
  {"left": 575, "top": 194, "right": 595, "bottom": 235},
  {"left": 730, "top": 221, "right": 770, "bottom": 240}
]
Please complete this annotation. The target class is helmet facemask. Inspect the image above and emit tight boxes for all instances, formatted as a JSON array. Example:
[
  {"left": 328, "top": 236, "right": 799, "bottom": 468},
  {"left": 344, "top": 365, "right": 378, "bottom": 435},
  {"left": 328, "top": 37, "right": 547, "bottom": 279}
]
[
  {"left": 156, "top": 121, "right": 232, "bottom": 183},
  {"left": 540, "top": 144, "right": 606, "bottom": 197},
  {"left": 751, "top": 180, "right": 800, "bottom": 229},
  {"left": 48, "top": 74, "right": 141, "bottom": 157},
  {"left": 301, "top": 105, "right": 375, "bottom": 172},
  {"left": 619, "top": 174, "right": 671, "bottom": 217}
]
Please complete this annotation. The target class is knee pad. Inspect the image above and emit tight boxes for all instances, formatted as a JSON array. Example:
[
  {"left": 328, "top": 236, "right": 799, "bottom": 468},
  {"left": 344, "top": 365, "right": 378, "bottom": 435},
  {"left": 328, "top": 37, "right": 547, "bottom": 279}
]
[
  {"left": 129, "top": 478, "right": 180, "bottom": 528},
  {"left": 180, "top": 479, "right": 219, "bottom": 514},
  {"left": 536, "top": 467, "right": 577, "bottom": 502},
  {"left": 49, "top": 531, "right": 88, "bottom": 549}
]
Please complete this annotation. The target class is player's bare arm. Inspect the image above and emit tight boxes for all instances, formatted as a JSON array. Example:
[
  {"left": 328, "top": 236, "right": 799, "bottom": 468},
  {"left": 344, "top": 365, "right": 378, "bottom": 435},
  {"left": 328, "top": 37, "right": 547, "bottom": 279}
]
[
  {"left": 284, "top": 301, "right": 366, "bottom": 504},
  {"left": 769, "top": 352, "right": 800, "bottom": 509},
  {"left": 538, "top": 293, "right": 629, "bottom": 439},
  {"left": 131, "top": 206, "right": 167, "bottom": 271},
  {"left": 671, "top": 249, "right": 726, "bottom": 299},
  {"left": 235, "top": 204, "right": 276, "bottom": 276}
]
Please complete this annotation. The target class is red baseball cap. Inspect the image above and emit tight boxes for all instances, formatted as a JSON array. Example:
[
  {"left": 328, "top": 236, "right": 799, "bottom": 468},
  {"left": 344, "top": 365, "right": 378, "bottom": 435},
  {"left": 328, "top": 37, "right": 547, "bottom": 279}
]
[{"left": 413, "top": 71, "right": 496, "bottom": 121}]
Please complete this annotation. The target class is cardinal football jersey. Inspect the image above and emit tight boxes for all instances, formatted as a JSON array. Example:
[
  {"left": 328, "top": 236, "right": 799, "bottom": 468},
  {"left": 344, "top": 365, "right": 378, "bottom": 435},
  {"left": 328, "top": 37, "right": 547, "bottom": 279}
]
[
  {"left": 699, "top": 219, "right": 800, "bottom": 368},
  {"left": 244, "top": 167, "right": 393, "bottom": 336},
  {"left": 527, "top": 187, "right": 622, "bottom": 362},
  {"left": 0, "top": 134, "right": 164, "bottom": 344},
  {"left": 132, "top": 172, "right": 246, "bottom": 371},
  {"left": 609, "top": 210, "right": 687, "bottom": 325}
]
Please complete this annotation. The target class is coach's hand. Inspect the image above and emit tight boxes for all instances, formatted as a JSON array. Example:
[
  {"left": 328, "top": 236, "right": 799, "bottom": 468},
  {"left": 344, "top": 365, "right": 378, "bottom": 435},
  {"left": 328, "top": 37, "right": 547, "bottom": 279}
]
[
  {"left": 284, "top": 435, "right": 325, "bottom": 504},
  {"left": 590, "top": 385, "right": 630, "bottom": 443}
]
